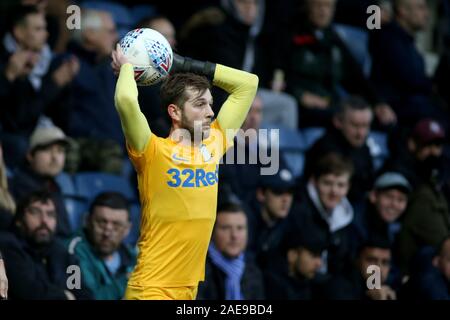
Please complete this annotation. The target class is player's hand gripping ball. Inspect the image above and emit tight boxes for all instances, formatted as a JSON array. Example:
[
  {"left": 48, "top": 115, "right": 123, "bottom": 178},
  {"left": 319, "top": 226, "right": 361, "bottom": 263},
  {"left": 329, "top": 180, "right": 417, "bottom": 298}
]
[{"left": 119, "top": 28, "right": 173, "bottom": 86}]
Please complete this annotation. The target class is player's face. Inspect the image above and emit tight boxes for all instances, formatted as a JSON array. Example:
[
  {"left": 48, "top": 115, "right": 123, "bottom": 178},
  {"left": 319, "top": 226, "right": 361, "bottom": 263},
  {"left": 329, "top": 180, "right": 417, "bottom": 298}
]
[
  {"left": 213, "top": 212, "right": 248, "bottom": 259},
  {"left": 88, "top": 206, "right": 130, "bottom": 257},
  {"left": 20, "top": 200, "right": 57, "bottom": 246},
  {"left": 313, "top": 173, "right": 350, "bottom": 212},
  {"left": 181, "top": 87, "right": 214, "bottom": 140},
  {"left": 371, "top": 189, "right": 408, "bottom": 223},
  {"left": 28, "top": 143, "right": 66, "bottom": 177}
]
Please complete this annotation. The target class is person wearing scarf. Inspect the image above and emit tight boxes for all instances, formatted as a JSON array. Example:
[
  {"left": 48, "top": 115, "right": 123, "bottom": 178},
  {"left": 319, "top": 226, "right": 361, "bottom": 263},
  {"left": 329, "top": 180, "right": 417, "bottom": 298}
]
[
  {"left": 208, "top": 242, "right": 245, "bottom": 300},
  {"left": 197, "top": 202, "right": 265, "bottom": 300}
]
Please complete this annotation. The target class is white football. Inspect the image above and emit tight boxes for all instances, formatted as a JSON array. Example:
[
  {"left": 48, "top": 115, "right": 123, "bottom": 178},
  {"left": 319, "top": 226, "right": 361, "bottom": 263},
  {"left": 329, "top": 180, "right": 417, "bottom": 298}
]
[{"left": 119, "top": 28, "right": 173, "bottom": 86}]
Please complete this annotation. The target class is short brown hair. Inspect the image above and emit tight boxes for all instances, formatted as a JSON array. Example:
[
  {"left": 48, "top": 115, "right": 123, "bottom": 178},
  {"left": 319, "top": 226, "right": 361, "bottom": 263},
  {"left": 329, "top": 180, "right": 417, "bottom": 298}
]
[
  {"left": 312, "top": 153, "right": 354, "bottom": 178},
  {"left": 335, "top": 95, "right": 371, "bottom": 120},
  {"left": 160, "top": 72, "right": 211, "bottom": 111}
]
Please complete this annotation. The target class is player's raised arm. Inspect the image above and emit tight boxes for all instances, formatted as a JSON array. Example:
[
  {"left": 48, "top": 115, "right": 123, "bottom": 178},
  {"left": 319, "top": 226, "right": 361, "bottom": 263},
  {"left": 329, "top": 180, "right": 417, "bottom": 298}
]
[
  {"left": 213, "top": 65, "right": 258, "bottom": 137},
  {"left": 112, "top": 44, "right": 151, "bottom": 152},
  {"left": 171, "top": 54, "right": 258, "bottom": 141}
]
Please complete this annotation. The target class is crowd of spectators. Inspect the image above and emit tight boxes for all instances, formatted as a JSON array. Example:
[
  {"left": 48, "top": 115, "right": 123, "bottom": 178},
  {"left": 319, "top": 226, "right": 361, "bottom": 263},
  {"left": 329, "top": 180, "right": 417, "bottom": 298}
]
[{"left": 0, "top": 0, "right": 449, "bottom": 300}]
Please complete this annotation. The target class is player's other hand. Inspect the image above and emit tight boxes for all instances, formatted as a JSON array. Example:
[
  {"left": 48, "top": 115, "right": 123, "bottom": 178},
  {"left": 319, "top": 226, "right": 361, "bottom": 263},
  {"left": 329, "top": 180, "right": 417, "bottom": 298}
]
[{"left": 111, "top": 43, "right": 128, "bottom": 76}]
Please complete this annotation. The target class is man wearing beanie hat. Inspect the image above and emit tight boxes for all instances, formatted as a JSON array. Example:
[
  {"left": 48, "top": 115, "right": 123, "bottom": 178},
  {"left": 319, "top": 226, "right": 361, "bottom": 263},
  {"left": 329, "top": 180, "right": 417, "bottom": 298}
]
[
  {"left": 246, "top": 159, "right": 295, "bottom": 268},
  {"left": 9, "top": 125, "right": 72, "bottom": 238},
  {"left": 354, "top": 172, "right": 411, "bottom": 248}
]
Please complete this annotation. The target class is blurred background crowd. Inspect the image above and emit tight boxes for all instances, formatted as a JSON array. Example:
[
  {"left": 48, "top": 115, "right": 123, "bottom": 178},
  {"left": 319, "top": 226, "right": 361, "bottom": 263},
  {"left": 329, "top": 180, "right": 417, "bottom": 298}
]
[{"left": 0, "top": 0, "right": 449, "bottom": 300}]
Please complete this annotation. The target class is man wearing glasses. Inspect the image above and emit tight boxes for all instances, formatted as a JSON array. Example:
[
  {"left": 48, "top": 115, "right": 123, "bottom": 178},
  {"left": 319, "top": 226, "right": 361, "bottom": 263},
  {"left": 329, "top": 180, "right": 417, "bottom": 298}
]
[{"left": 66, "top": 192, "right": 137, "bottom": 300}]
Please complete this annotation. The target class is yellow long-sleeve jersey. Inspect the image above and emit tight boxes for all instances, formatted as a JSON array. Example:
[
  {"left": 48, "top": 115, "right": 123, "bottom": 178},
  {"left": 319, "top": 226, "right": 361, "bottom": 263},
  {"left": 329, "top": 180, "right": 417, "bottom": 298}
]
[{"left": 114, "top": 63, "right": 258, "bottom": 288}]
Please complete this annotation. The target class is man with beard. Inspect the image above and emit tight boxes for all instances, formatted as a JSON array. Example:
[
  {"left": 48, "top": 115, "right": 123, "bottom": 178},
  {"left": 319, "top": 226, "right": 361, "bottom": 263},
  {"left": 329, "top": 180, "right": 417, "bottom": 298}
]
[
  {"left": 66, "top": 192, "right": 136, "bottom": 300},
  {"left": 386, "top": 119, "right": 450, "bottom": 276},
  {"left": 0, "top": 190, "right": 92, "bottom": 299},
  {"left": 112, "top": 38, "right": 258, "bottom": 299}
]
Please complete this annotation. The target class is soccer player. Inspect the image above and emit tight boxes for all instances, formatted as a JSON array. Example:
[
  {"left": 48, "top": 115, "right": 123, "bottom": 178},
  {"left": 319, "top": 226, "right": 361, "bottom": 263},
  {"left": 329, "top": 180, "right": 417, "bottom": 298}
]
[{"left": 111, "top": 45, "right": 258, "bottom": 300}]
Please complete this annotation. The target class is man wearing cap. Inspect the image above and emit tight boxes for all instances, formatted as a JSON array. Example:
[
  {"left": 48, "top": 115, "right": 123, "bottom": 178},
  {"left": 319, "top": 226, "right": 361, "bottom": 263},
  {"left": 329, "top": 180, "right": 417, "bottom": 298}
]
[
  {"left": 384, "top": 118, "right": 447, "bottom": 188},
  {"left": 246, "top": 163, "right": 295, "bottom": 268},
  {"left": 383, "top": 118, "right": 450, "bottom": 275},
  {"left": 355, "top": 172, "right": 411, "bottom": 247},
  {"left": 9, "top": 125, "right": 72, "bottom": 238}
]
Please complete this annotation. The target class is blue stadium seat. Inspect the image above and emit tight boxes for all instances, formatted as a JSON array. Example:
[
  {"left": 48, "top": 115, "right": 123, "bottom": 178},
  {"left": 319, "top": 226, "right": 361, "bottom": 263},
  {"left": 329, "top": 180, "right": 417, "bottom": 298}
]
[
  {"left": 333, "top": 23, "right": 372, "bottom": 77},
  {"left": 124, "top": 202, "right": 141, "bottom": 246},
  {"left": 55, "top": 172, "right": 77, "bottom": 196},
  {"left": 73, "top": 172, "right": 137, "bottom": 202},
  {"left": 55, "top": 172, "right": 90, "bottom": 232},
  {"left": 65, "top": 198, "right": 89, "bottom": 232},
  {"left": 261, "top": 124, "right": 306, "bottom": 178},
  {"left": 130, "top": 4, "right": 158, "bottom": 26},
  {"left": 261, "top": 123, "right": 306, "bottom": 151},
  {"left": 301, "top": 127, "right": 326, "bottom": 150},
  {"left": 282, "top": 152, "right": 305, "bottom": 179}
]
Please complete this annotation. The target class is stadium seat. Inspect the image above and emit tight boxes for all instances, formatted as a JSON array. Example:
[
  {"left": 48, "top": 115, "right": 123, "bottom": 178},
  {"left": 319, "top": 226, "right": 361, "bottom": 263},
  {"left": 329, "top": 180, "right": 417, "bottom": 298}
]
[
  {"left": 301, "top": 127, "right": 326, "bottom": 150},
  {"left": 65, "top": 198, "right": 90, "bottom": 232},
  {"left": 55, "top": 172, "right": 77, "bottom": 197},
  {"left": 55, "top": 172, "right": 90, "bottom": 232},
  {"left": 333, "top": 23, "right": 372, "bottom": 77},
  {"left": 261, "top": 124, "right": 307, "bottom": 178},
  {"left": 130, "top": 4, "right": 158, "bottom": 26},
  {"left": 73, "top": 172, "right": 137, "bottom": 202},
  {"left": 124, "top": 202, "right": 141, "bottom": 246}
]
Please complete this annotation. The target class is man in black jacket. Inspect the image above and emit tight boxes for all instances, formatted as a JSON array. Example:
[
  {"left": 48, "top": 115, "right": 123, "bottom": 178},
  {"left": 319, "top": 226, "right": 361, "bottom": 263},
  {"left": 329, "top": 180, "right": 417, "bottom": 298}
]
[
  {"left": 9, "top": 125, "right": 72, "bottom": 238},
  {"left": 197, "top": 202, "right": 265, "bottom": 300},
  {"left": 263, "top": 217, "right": 328, "bottom": 300},
  {"left": 0, "top": 190, "right": 92, "bottom": 300},
  {"left": 246, "top": 162, "right": 295, "bottom": 268},
  {"left": 289, "top": 153, "right": 355, "bottom": 277},
  {"left": 324, "top": 235, "right": 396, "bottom": 300},
  {"left": 370, "top": 0, "right": 447, "bottom": 128},
  {"left": 0, "top": 5, "right": 78, "bottom": 168},
  {"left": 305, "top": 96, "right": 374, "bottom": 208},
  {"left": 285, "top": 0, "right": 394, "bottom": 128}
]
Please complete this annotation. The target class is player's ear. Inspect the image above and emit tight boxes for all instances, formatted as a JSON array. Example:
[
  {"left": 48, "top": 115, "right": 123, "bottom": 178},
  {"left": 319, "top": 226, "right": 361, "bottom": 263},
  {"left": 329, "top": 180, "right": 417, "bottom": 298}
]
[{"left": 167, "top": 103, "right": 182, "bottom": 122}]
